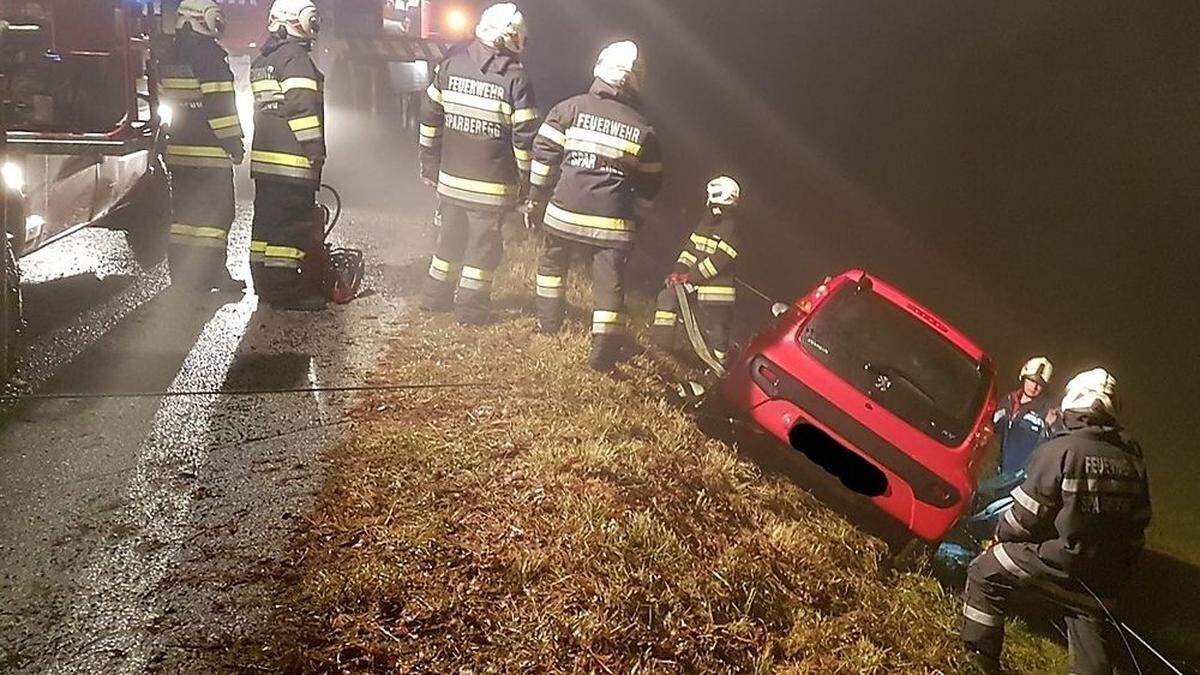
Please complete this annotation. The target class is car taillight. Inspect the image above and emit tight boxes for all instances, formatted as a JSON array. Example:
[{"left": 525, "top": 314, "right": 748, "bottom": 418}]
[
  {"left": 796, "top": 281, "right": 830, "bottom": 315},
  {"left": 973, "top": 419, "right": 994, "bottom": 452}
]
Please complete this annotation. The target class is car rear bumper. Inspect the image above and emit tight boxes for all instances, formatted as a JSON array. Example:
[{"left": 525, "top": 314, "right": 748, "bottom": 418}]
[{"left": 726, "top": 354, "right": 972, "bottom": 542}]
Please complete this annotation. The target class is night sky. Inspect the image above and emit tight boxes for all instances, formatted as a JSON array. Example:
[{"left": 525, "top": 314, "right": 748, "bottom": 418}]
[{"left": 466, "top": 0, "right": 1199, "bottom": 559}]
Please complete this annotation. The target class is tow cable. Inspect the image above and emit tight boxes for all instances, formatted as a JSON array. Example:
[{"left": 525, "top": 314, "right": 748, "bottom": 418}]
[
  {"left": 1074, "top": 578, "right": 1187, "bottom": 675},
  {"left": 0, "top": 381, "right": 488, "bottom": 402}
]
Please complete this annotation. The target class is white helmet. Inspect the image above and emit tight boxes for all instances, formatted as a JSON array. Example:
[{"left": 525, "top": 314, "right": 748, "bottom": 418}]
[
  {"left": 269, "top": 0, "right": 320, "bottom": 40},
  {"left": 476, "top": 3, "right": 527, "bottom": 54},
  {"left": 594, "top": 40, "right": 643, "bottom": 91},
  {"left": 1019, "top": 356, "right": 1053, "bottom": 386},
  {"left": 177, "top": 0, "right": 224, "bottom": 38},
  {"left": 1061, "top": 367, "right": 1120, "bottom": 419},
  {"left": 706, "top": 176, "right": 741, "bottom": 207}
]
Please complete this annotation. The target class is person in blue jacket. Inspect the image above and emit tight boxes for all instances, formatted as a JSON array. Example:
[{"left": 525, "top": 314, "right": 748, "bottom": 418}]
[{"left": 993, "top": 356, "right": 1059, "bottom": 475}]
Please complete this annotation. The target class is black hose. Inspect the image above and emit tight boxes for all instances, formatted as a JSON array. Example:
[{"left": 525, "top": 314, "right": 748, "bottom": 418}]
[{"left": 319, "top": 183, "right": 343, "bottom": 237}]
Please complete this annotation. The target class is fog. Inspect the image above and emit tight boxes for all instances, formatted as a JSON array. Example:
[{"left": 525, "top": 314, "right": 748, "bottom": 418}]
[{"left": 469, "top": 0, "right": 1200, "bottom": 562}]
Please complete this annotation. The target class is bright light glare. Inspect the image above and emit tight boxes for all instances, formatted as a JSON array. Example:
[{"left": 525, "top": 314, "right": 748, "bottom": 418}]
[
  {"left": 25, "top": 214, "right": 45, "bottom": 238},
  {"left": 1, "top": 162, "right": 24, "bottom": 192},
  {"left": 445, "top": 8, "right": 469, "bottom": 33},
  {"left": 157, "top": 103, "right": 174, "bottom": 127},
  {"left": 236, "top": 90, "right": 255, "bottom": 135}
]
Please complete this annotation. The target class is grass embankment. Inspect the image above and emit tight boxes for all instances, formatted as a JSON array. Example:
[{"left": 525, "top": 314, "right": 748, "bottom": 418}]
[{"left": 259, "top": 238, "right": 1064, "bottom": 673}]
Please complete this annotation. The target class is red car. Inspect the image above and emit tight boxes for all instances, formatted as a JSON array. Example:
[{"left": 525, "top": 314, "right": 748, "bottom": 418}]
[{"left": 721, "top": 271, "right": 997, "bottom": 542}]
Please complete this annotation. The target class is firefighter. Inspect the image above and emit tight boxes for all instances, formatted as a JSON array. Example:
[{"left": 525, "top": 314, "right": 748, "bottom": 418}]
[
  {"left": 527, "top": 40, "right": 663, "bottom": 372},
  {"left": 418, "top": 3, "right": 538, "bottom": 325},
  {"left": 992, "top": 357, "right": 1059, "bottom": 476},
  {"left": 650, "top": 176, "right": 742, "bottom": 364},
  {"left": 961, "top": 368, "right": 1151, "bottom": 675},
  {"left": 248, "top": 0, "right": 326, "bottom": 310},
  {"left": 158, "top": 0, "right": 244, "bottom": 292}
]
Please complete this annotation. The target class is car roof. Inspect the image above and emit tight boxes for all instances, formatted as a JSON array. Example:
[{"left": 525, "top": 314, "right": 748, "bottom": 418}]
[{"left": 832, "top": 270, "right": 987, "bottom": 363}]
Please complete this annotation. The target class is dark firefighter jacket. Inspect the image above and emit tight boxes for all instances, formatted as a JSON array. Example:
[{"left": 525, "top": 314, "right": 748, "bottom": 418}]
[
  {"left": 671, "top": 210, "right": 741, "bottom": 305},
  {"left": 531, "top": 79, "right": 662, "bottom": 249},
  {"left": 993, "top": 390, "right": 1054, "bottom": 475},
  {"left": 419, "top": 40, "right": 539, "bottom": 211},
  {"left": 249, "top": 36, "right": 325, "bottom": 186},
  {"left": 158, "top": 26, "right": 243, "bottom": 170},
  {"left": 995, "top": 413, "right": 1151, "bottom": 591}
]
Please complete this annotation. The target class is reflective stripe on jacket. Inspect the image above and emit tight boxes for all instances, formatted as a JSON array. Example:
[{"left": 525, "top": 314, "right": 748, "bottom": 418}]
[
  {"left": 532, "top": 79, "right": 662, "bottom": 249},
  {"left": 672, "top": 211, "right": 741, "bottom": 298},
  {"left": 419, "top": 40, "right": 539, "bottom": 211},
  {"left": 157, "top": 27, "right": 242, "bottom": 170},
  {"left": 250, "top": 36, "right": 325, "bottom": 185},
  {"left": 994, "top": 418, "right": 1151, "bottom": 590}
]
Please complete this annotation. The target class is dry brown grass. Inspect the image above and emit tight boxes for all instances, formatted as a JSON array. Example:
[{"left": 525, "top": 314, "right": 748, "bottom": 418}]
[{"left": 257, "top": 238, "right": 1064, "bottom": 673}]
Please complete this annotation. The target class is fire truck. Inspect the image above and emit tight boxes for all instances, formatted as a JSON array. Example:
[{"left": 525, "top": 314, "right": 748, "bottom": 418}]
[
  {"left": 205, "top": 0, "right": 465, "bottom": 56},
  {"left": 1, "top": 0, "right": 170, "bottom": 382},
  {"left": 0, "top": 0, "right": 459, "bottom": 383},
  {"left": 201, "top": 0, "right": 462, "bottom": 122}
]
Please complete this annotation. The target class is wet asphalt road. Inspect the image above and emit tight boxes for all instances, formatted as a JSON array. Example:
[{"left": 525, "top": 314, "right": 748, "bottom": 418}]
[{"left": 0, "top": 188, "right": 433, "bottom": 672}]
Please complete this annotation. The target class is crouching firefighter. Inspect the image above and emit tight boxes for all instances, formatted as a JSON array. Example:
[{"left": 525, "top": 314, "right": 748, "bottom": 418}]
[
  {"left": 248, "top": 0, "right": 327, "bottom": 310},
  {"left": 650, "top": 176, "right": 742, "bottom": 365},
  {"left": 418, "top": 3, "right": 538, "bottom": 325},
  {"left": 526, "top": 40, "right": 663, "bottom": 372},
  {"left": 961, "top": 368, "right": 1151, "bottom": 675},
  {"left": 158, "top": 0, "right": 244, "bottom": 292}
]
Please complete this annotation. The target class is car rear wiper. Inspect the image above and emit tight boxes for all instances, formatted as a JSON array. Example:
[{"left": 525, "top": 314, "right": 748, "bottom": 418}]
[{"left": 866, "top": 363, "right": 938, "bottom": 404}]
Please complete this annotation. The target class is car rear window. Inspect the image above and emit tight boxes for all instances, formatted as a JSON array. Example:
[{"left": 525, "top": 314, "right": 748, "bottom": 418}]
[{"left": 799, "top": 284, "right": 988, "bottom": 446}]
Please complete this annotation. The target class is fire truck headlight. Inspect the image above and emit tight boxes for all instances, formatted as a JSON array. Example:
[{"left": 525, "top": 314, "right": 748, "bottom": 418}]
[
  {"left": 1, "top": 162, "right": 24, "bottom": 193},
  {"left": 157, "top": 103, "right": 174, "bottom": 127},
  {"left": 445, "top": 8, "right": 469, "bottom": 34}
]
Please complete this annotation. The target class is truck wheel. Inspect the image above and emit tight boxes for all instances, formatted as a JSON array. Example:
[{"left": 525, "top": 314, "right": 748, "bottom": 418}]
[
  {"left": 1, "top": 235, "right": 22, "bottom": 386},
  {"left": 123, "top": 162, "right": 172, "bottom": 268}
]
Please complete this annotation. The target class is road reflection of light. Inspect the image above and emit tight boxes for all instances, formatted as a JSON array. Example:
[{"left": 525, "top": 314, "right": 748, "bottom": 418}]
[
  {"left": 58, "top": 294, "right": 258, "bottom": 673},
  {"left": 225, "top": 207, "right": 253, "bottom": 288},
  {"left": 20, "top": 229, "right": 134, "bottom": 283},
  {"left": 308, "top": 355, "right": 331, "bottom": 417}
]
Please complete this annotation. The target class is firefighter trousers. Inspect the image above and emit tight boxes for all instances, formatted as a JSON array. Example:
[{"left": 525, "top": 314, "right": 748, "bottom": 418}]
[
  {"left": 962, "top": 543, "right": 1117, "bottom": 674},
  {"left": 168, "top": 166, "right": 236, "bottom": 288},
  {"left": 251, "top": 179, "right": 317, "bottom": 302},
  {"left": 422, "top": 199, "right": 504, "bottom": 324},
  {"left": 535, "top": 234, "right": 627, "bottom": 370},
  {"left": 650, "top": 285, "right": 733, "bottom": 362}
]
